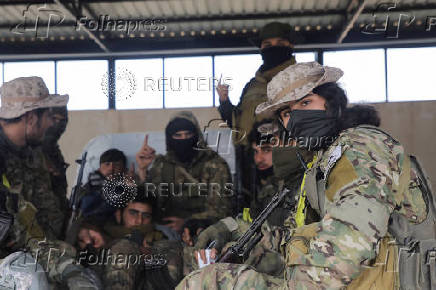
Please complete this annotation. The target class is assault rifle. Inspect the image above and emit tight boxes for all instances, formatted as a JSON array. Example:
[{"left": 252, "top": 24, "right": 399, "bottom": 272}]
[
  {"left": 65, "top": 151, "right": 87, "bottom": 244},
  {"left": 217, "top": 187, "right": 292, "bottom": 263}
]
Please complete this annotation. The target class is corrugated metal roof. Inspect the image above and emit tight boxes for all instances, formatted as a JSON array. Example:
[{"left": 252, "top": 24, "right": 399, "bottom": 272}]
[{"left": 1, "top": 0, "right": 436, "bottom": 53}]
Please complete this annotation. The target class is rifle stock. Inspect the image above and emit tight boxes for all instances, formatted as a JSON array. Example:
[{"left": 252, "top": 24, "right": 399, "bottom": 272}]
[{"left": 217, "top": 187, "right": 291, "bottom": 263}]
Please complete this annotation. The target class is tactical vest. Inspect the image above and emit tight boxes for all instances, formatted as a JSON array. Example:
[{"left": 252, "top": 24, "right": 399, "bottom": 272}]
[{"left": 303, "top": 127, "right": 436, "bottom": 289}]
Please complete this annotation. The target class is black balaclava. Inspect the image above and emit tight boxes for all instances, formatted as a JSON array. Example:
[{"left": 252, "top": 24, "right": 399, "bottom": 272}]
[
  {"left": 286, "top": 110, "right": 338, "bottom": 151},
  {"left": 260, "top": 46, "right": 293, "bottom": 72},
  {"left": 165, "top": 118, "right": 199, "bottom": 163}
]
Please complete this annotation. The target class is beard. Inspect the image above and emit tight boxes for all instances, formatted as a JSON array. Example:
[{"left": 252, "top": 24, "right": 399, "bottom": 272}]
[{"left": 25, "top": 120, "right": 44, "bottom": 148}]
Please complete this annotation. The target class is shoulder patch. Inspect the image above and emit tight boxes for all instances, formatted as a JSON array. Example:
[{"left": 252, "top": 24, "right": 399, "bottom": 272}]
[{"left": 325, "top": 145, "right": 342, "bottom": 178}]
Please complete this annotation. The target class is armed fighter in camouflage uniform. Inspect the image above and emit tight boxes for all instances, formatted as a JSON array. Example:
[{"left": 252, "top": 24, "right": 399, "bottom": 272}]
[
  {"left": 0, "top": 78, "right": 67, "bottom": 240},
  {"left": 76, "top": 191, "right": 182, "bottom": 290},
  {"left": 178, "top": 62, "right": 435, "bottom": 289},
  {"left": 0, "top": 76, "right": 101, "bottom": 289},
  {"left": 136, "top": 111, "right": 233, "bottom": 233},
  {"left": 184, "top": 121, "right": 311, "bottom": 277},
  {"left": 217, "top": 22, "right": 297, "bottom": 207}
]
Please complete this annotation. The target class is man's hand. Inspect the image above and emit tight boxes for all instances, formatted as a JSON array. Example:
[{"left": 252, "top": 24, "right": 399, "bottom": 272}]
[
  {"left": 162, "top": 216, "right": 185, "bottom": 233},
  {"left": 195, "top": 248, "right": 218, "bottom": 265},
  {"left": 216, "top": 78, "right": 229, "bottom": 103},
  {"left": 77, "top": 227, "right": 105, "bottom": 250},
  {"left": 194, "top": 220, "right": 232, "bottom": 254},
  {"left": 136, "top": 135, "right": 155, "bottom": 181},
  {"left": 182, "top": 226, "right": 206, "bottom": 246}
]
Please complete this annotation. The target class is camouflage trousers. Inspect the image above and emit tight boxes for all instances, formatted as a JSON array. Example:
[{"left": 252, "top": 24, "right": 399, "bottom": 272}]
[{"left": 177, "top": 263, "right": 284, "bottom": 290}]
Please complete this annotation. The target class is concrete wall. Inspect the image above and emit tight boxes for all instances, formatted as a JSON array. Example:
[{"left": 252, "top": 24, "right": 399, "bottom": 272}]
[{"left": 60, "top": 101, "right": 436, "bottom": 194}]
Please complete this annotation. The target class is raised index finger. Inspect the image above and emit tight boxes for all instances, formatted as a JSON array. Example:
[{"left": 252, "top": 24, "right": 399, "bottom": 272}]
[{"left": 141, "top": 134, "right": 149, "bottom": 149}]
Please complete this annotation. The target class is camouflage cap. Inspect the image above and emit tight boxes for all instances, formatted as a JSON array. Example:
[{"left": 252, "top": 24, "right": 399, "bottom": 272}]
[
  {"left": 0, "top": 76, "right": 68, "bottom": 119},
  {"left": 255, "top": 62, "right": 343, "bottom": 117}
]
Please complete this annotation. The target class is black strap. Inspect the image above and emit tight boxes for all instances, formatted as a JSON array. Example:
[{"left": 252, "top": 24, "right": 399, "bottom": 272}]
[{"left": 0, "top": 211, "right": 13, "bottom": 244}]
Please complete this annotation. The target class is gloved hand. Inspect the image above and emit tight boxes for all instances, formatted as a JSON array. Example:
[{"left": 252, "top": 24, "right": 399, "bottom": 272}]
[
  {"left": 63, "top": 265, "right": 103, "bottom": 290},
  {"left": 194, "top": 218, "right": 236, "bottom": 252}
]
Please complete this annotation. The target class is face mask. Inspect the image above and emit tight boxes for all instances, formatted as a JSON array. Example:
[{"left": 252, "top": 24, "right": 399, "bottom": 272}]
[
  {"left": 260, "top": 46, "right": 293, "bottom": 71},
  {"left": 272, "top": 146, "right": 304, "bottom": 180},
  {"left": 167, "top": 136, "right": 198, "bottom": 163},
  {"left": 286, "top": 110, "right": 338, "bottom": 151}
]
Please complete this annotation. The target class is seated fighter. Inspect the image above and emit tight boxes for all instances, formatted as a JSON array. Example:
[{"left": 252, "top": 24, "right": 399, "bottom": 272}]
[
  {"left": 77, "top": 190, "right": 183, "bottom": 290},
  {"left": 135, "top": 111, "right": 233, "bottom": 233},
  {"left": 184, "top": 120, "right": 310, "bottom": 277}
]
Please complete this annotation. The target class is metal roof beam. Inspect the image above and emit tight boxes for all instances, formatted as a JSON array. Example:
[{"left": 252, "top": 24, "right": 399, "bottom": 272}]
[
  {"left": 52, "top": 0, "right": 110, "bottom": 52},
  {"left": 337, "top": 0, "right": 367, "bottom": 43}
]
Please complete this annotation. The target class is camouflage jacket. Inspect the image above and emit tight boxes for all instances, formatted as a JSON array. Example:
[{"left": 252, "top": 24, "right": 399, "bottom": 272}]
[
  {"left": 282, "top": 125, "right": 427, "bottom": 288},
  {"left": 101, "top": 223, "right": 183, "bottom": 290},
  {"left": 146, "top": 111, "right": 233, "bottom": 222},
  {"left": 177, "top": 126, "right": 428, "bottom": 290},
  {"left": 0, "top": 128, "right": 65, "bottom": 240},
  {"left": 218, "top": 59, "right": 295, "bottom": 146},
  {"left": 40, "top": 142, "right": 70, "bottom": 219},
  {"left": 0, "top": 170, "right": 80, "bottom": 286}
]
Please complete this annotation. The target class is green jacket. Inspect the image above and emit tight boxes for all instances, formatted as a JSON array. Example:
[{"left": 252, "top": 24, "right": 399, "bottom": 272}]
[
  {"left": 147, "top": 111, "right": 233, "bottom": 222},
  {"left": 218, "top": 59, "right": 295, "bottom": 146}
]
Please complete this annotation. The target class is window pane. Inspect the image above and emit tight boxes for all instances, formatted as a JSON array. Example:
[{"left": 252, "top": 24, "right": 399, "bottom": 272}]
[
  {"left": 115, "top": 58, "right": 163, "bottom": 110},
  {"left": 4, "top": 61, "right": 55, "bottom": 93},
  {"left": 295, "top": 52, "right": 316, "bottom": 62},
  {"left": 214, "top": 54, "right": 263, "bottom": 106},
  {"left": 164, "top": 56, "right": 213, "bottom": 108},
  {"left": 387, "top": 47, "right": 436, "bottom": 102},
  {"left": 323, "top": 49, "right": 386, "bottom": 103},
  {"left": 57, "top": 60, "right": 108, "bottom": 110}
]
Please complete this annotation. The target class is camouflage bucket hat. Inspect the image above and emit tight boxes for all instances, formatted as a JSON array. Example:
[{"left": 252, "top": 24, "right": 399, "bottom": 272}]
[
  {"left": 0, "top": 76, "right": 69, "bottom": 119},
  {"left": 255, "top": 61, "right": 343, "bottom": 117}
]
